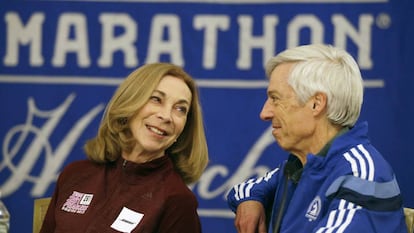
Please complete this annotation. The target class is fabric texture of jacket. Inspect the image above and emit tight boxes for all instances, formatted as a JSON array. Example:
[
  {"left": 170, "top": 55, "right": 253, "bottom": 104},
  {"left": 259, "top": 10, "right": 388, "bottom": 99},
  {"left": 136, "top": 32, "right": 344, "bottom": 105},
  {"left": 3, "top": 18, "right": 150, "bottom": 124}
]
[
  {"left": 41, "top": 155, "right": 201, "bottom": 233},
  {"left": 227, "top": 122, "right": 407, "bottom": 233}
]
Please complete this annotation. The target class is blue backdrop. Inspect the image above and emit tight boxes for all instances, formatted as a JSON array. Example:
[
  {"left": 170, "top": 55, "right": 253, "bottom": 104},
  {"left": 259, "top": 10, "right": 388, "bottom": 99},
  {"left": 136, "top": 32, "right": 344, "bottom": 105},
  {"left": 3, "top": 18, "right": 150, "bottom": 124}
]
[{"left": 1, "top": 0, "right": 413, "bottom": 232}]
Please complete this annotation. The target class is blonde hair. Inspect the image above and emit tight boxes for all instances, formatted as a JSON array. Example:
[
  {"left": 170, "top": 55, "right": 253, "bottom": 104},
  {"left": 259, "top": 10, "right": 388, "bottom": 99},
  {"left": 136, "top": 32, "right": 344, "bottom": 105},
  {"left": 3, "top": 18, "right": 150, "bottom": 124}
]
[{"left": 84, "top": 63, "right": 209, "bottom": 184}]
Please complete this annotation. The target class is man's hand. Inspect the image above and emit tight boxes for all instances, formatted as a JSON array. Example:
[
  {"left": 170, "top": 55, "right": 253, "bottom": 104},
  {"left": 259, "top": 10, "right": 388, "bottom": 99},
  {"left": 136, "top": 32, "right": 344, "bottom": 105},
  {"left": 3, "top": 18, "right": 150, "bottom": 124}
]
[{"left": 234, "top": 200, "right": 267, "bottom": 233}]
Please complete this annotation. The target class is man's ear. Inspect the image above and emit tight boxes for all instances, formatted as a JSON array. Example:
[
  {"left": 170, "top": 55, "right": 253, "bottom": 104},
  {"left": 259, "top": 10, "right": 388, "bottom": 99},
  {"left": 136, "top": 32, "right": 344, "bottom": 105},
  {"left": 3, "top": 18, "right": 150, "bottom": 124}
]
[{"left": 311, "top": 92, "right": 327, "bottom": 114}]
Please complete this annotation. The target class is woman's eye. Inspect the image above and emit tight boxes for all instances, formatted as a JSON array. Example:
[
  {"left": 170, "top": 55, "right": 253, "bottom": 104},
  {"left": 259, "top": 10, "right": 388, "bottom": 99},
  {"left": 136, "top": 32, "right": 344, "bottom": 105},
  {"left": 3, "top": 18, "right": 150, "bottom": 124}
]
[
  {"left": 150, "top": 96, "right": 161, "bottom": 103},
  {"left": 176, "top": 106, "right": 188, "bottom": 114}
]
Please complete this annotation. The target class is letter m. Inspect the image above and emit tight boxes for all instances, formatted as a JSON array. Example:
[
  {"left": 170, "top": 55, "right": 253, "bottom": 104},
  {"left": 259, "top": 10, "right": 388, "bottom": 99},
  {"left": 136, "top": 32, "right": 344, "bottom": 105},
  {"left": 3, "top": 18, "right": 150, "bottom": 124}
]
[{"left": 4, "top": 12, "right": 45, "bottom": 66}]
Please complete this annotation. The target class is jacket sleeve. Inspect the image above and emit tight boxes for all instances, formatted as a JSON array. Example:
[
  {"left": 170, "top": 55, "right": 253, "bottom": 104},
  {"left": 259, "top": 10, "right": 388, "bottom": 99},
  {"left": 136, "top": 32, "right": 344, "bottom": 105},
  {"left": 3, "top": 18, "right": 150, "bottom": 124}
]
[
  {"left": 226, "top": 163, "right": 283, "bottom": 213},
  {"left": 39, "top": 172, "right": 62, "bottom": 233},
  {"left": 313, "top": 175, "right": 407, "bottom": 233},
  {"left": 312, "top": 198, "right": 407, "bottom": 233}
]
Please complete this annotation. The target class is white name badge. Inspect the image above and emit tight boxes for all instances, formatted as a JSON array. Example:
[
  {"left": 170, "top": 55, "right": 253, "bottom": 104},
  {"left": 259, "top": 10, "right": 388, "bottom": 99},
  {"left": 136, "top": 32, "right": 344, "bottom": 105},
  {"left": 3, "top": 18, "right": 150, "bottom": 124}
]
[{"left": 111, "top": 207, "right": 144, "bottom": 233}]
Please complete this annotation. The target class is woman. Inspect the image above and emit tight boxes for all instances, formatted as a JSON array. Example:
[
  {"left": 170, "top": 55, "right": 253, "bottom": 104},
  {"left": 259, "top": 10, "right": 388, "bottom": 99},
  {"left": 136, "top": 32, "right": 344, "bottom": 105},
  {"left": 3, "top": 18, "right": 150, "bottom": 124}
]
[{"left": 40, "top": 63, "right": 209, "bottom": 233}]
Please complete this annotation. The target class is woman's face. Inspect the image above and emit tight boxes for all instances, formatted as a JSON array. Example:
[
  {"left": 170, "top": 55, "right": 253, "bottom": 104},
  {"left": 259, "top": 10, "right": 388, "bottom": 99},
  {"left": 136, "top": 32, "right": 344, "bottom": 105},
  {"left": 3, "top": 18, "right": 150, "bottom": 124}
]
[{"left": 129, "top": 75, "right": 192, "bottom": 159}]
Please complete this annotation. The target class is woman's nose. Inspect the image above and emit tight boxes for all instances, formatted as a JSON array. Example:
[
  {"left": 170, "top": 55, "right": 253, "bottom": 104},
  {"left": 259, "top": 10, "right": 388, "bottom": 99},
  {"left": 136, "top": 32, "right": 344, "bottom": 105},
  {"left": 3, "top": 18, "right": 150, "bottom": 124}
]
[{"left": 157, "top": 107, "right": 172, "bottom": 122}]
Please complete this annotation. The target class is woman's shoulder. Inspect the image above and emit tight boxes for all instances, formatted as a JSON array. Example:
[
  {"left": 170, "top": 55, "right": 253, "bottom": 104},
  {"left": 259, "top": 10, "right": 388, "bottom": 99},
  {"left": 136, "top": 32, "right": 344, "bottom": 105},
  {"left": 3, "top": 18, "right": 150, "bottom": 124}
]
[
  {"left": 163, "top": 180, "right": 198, "bottom": 208},
  {"left": 63, "top": 159, "right": 96, "bottom": 171},
  {"left": 163, "top": 169, "right": 196, "bottom": 198},
  {"left": 58, "top": 159, "right": 105, "bottom": 181}
]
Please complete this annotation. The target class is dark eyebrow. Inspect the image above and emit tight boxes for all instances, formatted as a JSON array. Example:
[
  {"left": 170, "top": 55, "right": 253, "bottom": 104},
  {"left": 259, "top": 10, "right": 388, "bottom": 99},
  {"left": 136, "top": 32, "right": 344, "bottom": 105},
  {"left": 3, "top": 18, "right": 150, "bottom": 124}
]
[{"left": 153, "top": 90, "right": 191, "bottom": 106}]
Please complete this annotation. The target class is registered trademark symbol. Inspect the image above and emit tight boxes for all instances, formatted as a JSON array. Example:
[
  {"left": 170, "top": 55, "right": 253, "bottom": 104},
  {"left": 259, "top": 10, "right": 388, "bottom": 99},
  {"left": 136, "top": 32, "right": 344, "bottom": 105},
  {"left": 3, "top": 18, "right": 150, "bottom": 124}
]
[{"left": 376, "top": 13, "right": 391, "bottom": 29}]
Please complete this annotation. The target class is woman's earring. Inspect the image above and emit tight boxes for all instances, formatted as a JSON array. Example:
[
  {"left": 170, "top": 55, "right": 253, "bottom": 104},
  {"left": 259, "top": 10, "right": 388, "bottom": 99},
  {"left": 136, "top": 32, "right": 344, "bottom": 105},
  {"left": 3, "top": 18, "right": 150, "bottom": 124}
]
[{"left": 118, "top": 117, "right": 128, "bottom": 125}]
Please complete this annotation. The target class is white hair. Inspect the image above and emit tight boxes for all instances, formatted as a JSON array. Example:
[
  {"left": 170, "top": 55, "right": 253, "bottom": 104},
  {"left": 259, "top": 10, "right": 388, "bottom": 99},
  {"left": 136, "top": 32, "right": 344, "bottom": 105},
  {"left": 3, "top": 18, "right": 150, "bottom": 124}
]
[{"left": 265, "top": 44, "right": 364, "bottom": 127}]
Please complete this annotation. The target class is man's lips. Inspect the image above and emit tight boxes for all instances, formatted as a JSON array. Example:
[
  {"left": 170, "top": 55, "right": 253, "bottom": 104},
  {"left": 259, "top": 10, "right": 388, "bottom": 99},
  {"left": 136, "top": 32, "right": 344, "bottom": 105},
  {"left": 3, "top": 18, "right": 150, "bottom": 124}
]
[{"left": 272, "top": 125, "right": 281, "bottom": 129}]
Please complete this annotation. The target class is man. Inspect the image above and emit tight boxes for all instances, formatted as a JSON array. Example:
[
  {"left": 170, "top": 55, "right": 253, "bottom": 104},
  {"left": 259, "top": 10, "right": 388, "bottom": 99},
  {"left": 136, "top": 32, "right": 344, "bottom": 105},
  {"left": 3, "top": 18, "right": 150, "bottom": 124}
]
[{"left": 227, "top": 44, "right": 407, "bottom": 233}]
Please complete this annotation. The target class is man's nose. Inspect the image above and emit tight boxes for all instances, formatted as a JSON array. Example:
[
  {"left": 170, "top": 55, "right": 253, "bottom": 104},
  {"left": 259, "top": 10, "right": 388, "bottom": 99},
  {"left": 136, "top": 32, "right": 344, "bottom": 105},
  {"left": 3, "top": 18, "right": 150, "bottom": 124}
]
[{"left": 259, "top": 99, "right": 273, "bottom": 121}]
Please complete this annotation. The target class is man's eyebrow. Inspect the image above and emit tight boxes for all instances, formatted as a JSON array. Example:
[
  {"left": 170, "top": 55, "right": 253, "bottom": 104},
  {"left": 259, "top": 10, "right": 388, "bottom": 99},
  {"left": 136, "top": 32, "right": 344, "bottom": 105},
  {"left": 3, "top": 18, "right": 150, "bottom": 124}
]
[{"left": 267, "top": 90, "right": 278, "bottom": 96}]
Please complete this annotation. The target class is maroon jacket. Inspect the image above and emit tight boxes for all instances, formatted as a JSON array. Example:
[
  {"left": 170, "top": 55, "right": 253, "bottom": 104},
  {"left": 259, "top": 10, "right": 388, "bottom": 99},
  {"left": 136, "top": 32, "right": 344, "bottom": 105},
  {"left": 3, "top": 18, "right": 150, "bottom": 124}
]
[{"left": 40, "top": 156, "right": 202, "bottom": 233}]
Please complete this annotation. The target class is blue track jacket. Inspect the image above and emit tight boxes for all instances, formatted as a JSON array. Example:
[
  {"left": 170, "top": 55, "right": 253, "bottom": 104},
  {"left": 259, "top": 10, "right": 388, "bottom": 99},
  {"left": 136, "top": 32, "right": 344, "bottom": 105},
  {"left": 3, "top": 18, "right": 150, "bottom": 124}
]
[{"left": 227, "top": 122, "right": 407, "bottom": 233}]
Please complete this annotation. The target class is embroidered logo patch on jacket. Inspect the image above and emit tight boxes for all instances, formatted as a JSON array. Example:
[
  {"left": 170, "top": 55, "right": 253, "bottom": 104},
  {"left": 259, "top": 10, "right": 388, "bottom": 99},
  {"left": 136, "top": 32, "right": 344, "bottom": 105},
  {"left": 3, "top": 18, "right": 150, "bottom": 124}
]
[
  {"left": 306, "top": 196, "right": 322, "bottom": 221},
  {"left": 61, "top": 191, "right": 94, "bottom": 214}
]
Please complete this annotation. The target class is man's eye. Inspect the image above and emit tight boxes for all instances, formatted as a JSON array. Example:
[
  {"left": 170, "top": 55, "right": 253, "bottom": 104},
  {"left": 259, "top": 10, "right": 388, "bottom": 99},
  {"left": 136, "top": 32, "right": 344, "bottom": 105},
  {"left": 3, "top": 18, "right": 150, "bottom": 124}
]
[{"left": 271, "top": 96, "right": 279, "bottom": 102}]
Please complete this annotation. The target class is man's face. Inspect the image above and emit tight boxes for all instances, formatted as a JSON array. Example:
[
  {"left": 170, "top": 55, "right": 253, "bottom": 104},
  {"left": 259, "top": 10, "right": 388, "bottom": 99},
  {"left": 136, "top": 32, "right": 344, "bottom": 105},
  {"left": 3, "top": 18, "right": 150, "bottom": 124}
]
[{"left": 260, "top": 63, "right": 316, "bottom": 156}]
